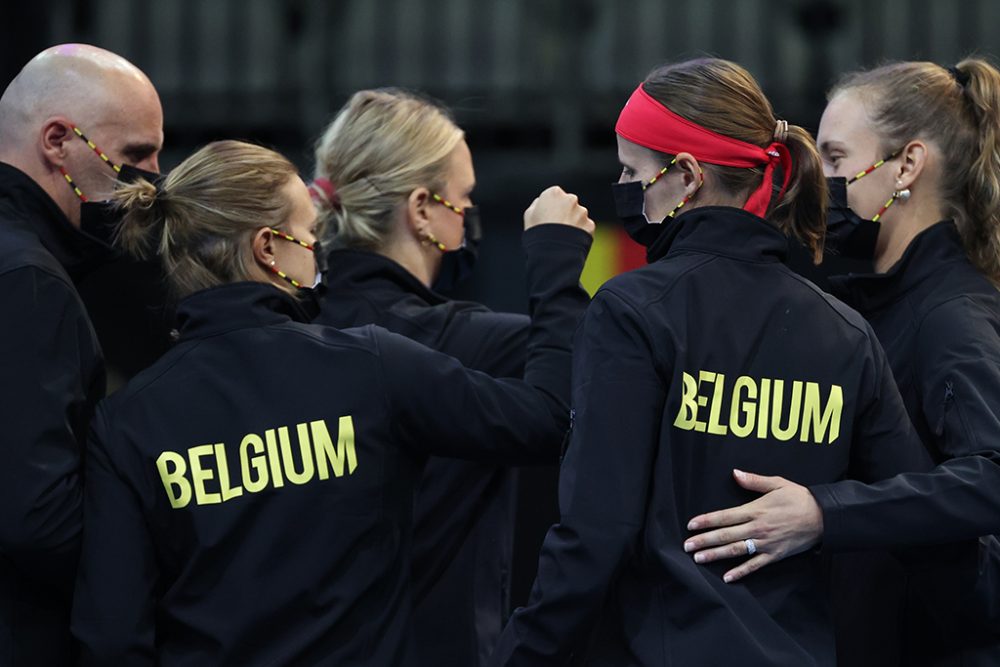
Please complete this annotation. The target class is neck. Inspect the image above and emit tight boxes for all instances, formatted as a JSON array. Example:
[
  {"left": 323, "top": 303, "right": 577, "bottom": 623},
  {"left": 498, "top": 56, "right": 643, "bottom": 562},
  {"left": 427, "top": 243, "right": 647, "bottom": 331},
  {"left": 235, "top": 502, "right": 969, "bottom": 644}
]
[
  {"left": 873, "top": 195, "right": 945, "bottom": 273},
  {"left": 0, "top": 152, "right": 79, "bottom": 226},
  {"left": 379, "top": 232, "right": 441, "bottom": 288}
]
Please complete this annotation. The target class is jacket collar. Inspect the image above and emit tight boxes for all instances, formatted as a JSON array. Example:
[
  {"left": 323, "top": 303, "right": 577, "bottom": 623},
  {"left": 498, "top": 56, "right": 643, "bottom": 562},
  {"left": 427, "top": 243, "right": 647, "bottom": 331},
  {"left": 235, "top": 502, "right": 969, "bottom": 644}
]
[
  {"left": 647, "top": 206, "right": 790, "bottom": 264},
  {"left": 0, "top": 161, "right": 110, "bottom": 280},
  {"left": 323, "top": 248, "right": 447, "bottom": 305},
  {"left": 829, "top": 221, "right": 966, "bottom": 313},
  {"left": 175, "top": 282, "right": 316, "bottom": 341}
]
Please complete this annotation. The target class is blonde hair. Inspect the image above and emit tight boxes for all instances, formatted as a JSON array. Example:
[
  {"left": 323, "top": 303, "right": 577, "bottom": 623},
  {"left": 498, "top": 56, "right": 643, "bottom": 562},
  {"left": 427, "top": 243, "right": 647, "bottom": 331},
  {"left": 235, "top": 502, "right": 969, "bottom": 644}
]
[
  {"left": 113, "top": 140, "right": 298, "bottom": 298},
  {"left": 642, "top": 58, "right": 828, "bottom": 262},
  {"left": 313, "top": 88, "right": 464, "bottom": 250},
  {"left": 832, "top": 58, "right": 1000, "bottom": 284}
]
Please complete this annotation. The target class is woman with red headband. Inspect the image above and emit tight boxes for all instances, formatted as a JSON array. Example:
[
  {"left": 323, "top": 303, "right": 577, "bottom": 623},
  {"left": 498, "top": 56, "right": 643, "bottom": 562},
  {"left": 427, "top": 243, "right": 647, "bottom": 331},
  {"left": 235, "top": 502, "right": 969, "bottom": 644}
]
[{"left": 489, "top": 58, "right": 932, "bottom": 666}]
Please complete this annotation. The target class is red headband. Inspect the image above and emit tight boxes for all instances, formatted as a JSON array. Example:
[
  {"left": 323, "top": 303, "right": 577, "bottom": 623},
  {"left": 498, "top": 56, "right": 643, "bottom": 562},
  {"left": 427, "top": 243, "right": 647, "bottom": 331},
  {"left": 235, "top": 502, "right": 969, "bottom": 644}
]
[{"left": 615, "top": 84, "right": 792, "bottom": 218}]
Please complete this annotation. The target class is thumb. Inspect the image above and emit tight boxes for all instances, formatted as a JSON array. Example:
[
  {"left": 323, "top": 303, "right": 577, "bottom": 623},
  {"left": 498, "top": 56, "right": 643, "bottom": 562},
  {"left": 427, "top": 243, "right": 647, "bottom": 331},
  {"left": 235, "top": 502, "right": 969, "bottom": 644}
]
[{"left": 733, "top": 468, "right": 785, "bottom": 494}]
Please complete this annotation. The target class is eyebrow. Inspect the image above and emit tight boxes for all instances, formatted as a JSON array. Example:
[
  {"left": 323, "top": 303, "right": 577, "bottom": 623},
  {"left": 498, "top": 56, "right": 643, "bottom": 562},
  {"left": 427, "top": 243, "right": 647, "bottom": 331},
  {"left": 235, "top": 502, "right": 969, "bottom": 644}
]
[
  {"left": 121, "top": 142, "right": 160, "bottom": 161},
  {"left": 817, "top": 140, "right": 845, "bottom": 154}
]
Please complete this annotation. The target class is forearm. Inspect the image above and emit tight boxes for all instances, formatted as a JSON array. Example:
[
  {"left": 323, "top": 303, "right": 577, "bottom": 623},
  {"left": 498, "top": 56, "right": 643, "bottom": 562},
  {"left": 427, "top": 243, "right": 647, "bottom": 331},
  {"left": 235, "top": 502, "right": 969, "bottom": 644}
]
[
  {"left": 812, "top": 454, "right": 1000, "bottom": 551},
  {"left": 520, "top": 224, "right": 592, "bottom": 406}
]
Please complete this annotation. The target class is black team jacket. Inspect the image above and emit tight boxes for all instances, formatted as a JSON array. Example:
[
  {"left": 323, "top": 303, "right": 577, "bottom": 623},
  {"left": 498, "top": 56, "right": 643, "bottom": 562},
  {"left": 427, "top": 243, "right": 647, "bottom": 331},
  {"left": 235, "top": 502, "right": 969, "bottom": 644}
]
[
  {"left": 314, "top": 224, "right": 592, "bottom": 666},
  {"left": 0, "top": 162, "right": 105, "bottom": 666},
  {"left": 491, "top": 208, "right": 932, "bottom": 667},
  {"left": 71, "top": 223, "right": 588, "bottom": 666},
  {"left": 808, "top": 221, "right": 1000, "bottom": 666}
]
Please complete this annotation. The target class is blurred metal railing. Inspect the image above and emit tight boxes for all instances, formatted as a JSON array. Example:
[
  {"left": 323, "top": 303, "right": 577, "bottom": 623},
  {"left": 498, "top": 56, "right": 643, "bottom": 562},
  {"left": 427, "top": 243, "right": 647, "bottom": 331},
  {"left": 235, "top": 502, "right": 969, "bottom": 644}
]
[{"left": 45, "top": 0, "right": 1000, "bottom": 166}]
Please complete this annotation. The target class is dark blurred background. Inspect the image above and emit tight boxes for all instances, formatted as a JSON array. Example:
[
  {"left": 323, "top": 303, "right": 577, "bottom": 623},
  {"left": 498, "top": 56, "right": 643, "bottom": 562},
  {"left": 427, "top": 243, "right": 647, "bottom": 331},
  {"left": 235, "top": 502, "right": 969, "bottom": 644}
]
[
  {"left": 6, "top": 0, "right": 1000, "bottom": 306},
  {"left": 5, "top": 0, "right": 998, "bottom": 604}
]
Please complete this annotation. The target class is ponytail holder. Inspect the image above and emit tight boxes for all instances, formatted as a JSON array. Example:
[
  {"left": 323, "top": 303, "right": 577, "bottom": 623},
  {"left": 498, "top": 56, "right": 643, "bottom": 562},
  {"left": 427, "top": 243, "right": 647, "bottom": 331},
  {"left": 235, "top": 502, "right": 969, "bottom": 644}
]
[
  {"left": 947, "top": 65, "right": 970, "bottom": 88},
  {"left": 309, "top": 177, "right": 341, "bottom": 211},
  {"left": 743, "top": 141, "right": 793, "bottom": 218},
  {"left": 773, "top": 119, "right": 788, "bottom": 144}
]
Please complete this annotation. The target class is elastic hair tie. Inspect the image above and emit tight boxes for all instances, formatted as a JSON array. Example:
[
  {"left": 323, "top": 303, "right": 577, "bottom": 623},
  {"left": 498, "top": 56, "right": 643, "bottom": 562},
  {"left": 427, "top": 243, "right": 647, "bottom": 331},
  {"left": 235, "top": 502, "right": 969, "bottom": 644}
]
[
  {"left": 947, "top": 65, "right": 970, "bottom": 88},
  {"left": 773, "top": 119, "right": 789, "bottom": 144},
  {"left": 309, "top": 177, "right": 341, "bottom": 211}
]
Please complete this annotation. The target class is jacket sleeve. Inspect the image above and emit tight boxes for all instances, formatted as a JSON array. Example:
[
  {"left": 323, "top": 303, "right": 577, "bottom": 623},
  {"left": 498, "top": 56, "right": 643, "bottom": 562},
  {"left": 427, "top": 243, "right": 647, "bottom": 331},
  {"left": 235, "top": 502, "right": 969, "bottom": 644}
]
[
  {"left": 811, "top": 299, "right": 1000, "bottom": 550},
  {"left": 432, "top": 223, "right": 592, "bottom": 378},
  {"left": 0, "top": 266, "right": 103, "bottom": 599},
  {"left": 490, "top": 289, "right": 665, "bottom": 665},
  {"left": 72, "top": 406, "right": 158, "bottom": 666},
  {"left": 377, "top": 225, "right": 592, "bottom": 464}
]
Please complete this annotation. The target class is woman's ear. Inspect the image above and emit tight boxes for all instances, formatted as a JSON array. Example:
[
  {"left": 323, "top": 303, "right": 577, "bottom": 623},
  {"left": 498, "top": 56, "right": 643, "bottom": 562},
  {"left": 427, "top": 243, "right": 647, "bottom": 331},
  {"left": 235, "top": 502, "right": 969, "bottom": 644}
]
[
  {"left": 895, "top": 140, "right": 928, "bottom": 190},
  {"left": 252, "top": 227, "right": 277, "bottom": 269},
  {"left": 673, "top": 152, "right": 705, "bottom": 196},
  {"left": 39, "top": 118, "right": 73, "bottom": 168},
  {"left": 406, "top": 187, "right": 432, "bottom": 236}
]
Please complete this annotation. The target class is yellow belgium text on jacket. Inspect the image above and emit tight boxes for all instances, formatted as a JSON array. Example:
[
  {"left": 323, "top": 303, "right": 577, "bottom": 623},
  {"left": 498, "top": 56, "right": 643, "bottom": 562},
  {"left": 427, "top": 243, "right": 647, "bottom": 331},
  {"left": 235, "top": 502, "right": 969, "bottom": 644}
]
[
  {"left": 156, "top": 417, "right": 357, "bottom": 509},
  {"left": 673, "top": 371, "right": 843, "bottom": 444}
]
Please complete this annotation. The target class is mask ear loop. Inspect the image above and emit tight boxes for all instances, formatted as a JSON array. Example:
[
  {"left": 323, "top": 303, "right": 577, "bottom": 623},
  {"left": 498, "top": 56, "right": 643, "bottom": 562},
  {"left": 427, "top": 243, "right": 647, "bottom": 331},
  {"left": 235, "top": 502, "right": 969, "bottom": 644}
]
[
  {"left": 666, "top": 165, "right": 705, "bottom": 219},
  {"left": 265, "top": 227, "right": 316, "bottom": 289},
  {"left": 872, "top": 185, "right": 911, "bottom": 222},
  {"left": 846, "top": 148, "right": 905, "bottom": 222},
  {"left": 59, "top": 167, "right": 88, "bottom": 202},
  {"left": 422, "top": 231, "right": 448, "bottom": 252},
  {"left": 643, "top": 157, "right": 677, "bottom": 191}
]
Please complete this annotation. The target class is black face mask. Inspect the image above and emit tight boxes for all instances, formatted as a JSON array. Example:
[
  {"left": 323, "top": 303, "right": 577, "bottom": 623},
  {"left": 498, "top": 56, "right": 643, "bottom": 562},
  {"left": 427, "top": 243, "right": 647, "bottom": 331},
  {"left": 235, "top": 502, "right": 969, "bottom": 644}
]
[
  {"left": 79, "top": 164, "right": 164, "bottom": 250},
  {"left": 611, "top": 180, "right": 671, "bottom": 248},
  {"left": 824, "top": 176, "right": 880, "bottom": 261},
  {"left": 432, "top": 205, "right": 482, "bottom": 294}
]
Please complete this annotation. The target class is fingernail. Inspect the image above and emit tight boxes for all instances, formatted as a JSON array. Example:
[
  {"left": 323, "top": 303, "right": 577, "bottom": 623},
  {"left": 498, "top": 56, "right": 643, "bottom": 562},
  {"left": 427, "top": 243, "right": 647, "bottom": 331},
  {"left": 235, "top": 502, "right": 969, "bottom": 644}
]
[
  {"left": 683, "top": 541, "right": 693, "bottom": 552},
  {"left": 723, "top": 574, "right": 734, "bottom": 583},
  {"left": 687, "top": 520, "right": 699, "bottom": 530},
  {"left": 694, "top": 553, "right": 705, "bottom": 564},
  {"left": 734, "top": 469, "right": 745, "bottom": 479}
]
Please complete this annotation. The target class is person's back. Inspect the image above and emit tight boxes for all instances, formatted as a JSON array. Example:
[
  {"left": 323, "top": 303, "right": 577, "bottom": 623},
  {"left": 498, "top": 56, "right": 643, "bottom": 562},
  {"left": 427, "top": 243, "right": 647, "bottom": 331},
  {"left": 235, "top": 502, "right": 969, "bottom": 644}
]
[
  {"left": 491, "top": 58, "right": 929, "bottom": 667},
  {"left": 311, "top": 88, "right": 593, "bottom": 665},
  {"left": 83, "top": 284, "right": 428, "bottom": 664},
  {"left": 569, "top": 207, "right": 927, "bottom": 665},
  {"left": 72, "top": 140, "right": 592, "bottom": 665}
]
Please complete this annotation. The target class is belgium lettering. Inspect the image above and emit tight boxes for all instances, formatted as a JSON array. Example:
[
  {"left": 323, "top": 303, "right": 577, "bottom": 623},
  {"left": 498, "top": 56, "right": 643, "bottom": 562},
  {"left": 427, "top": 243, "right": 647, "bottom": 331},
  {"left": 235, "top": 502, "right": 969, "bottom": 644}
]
[
  {"left": 156, "top": 417, "right": 357, "bottom": 508},
  {"left": 674, "top": 371, "right": 843, "bottom": 444}
]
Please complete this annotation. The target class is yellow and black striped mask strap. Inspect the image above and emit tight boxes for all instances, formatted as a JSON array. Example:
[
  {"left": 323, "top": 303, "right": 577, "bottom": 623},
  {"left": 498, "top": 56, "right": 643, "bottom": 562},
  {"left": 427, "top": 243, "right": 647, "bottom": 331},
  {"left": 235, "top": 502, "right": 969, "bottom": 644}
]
[
  {"left": 59, "top": 124, "right": 123, "bottom": 202},
  {"left": 846, "top": 148, "right": 904, "bottom": 222},
  {"left": 266, "top": 227, "right": 316, "bottom": 289}
]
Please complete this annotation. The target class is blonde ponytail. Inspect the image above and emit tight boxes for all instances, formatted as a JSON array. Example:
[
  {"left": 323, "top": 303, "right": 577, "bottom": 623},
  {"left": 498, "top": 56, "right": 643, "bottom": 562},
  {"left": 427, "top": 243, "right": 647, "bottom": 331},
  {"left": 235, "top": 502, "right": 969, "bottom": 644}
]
[
  {"left": 111, "top": 140, "right": 299, "bottom": 298},
  {"left": 313, "top": 88, "right": 464, "bottom": 250}
]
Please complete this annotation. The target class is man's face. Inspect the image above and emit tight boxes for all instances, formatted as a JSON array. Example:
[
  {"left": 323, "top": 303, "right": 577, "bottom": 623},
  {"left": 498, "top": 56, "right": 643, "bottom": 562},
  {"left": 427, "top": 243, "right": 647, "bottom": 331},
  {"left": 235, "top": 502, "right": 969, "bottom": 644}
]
[{"left": 61, "top": 77, "right": 163, "bottom": 221}]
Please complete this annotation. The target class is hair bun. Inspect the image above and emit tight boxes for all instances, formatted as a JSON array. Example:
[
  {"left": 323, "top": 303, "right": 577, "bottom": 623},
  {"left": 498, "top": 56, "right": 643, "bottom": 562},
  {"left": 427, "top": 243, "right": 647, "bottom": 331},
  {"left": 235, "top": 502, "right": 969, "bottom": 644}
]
[{"left": 114, "top": 176, "right": 161, "bottom": 211}]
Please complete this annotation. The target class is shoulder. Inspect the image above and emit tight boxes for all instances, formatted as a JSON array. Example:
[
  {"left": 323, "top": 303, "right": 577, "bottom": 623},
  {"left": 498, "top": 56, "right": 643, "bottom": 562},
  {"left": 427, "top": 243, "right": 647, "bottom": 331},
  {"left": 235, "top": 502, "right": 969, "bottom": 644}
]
[
  {"left": 598, "top": 254, "right": 715, "bottom": 311},
  {"left": 0, "top": 225, "right": 74, "bottom": 290},
  {"left": 916, "top": 291, "right": 1000, "bottom": 357},
  {"left": 773, "top": 265, "right": 876, "bottom": 338}
]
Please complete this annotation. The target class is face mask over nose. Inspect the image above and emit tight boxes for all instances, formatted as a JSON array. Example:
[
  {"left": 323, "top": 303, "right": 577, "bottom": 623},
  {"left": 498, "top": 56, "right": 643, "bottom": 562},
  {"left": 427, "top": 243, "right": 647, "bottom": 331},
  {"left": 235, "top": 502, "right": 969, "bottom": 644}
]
[
  {"left": 823, "top": 149, "right": 903, "bottom": 262},
  {"left": 432, "top": 205, "right": 482, "bottom": 294},
  {"left": 611, "top": 179, "right": 667, "bottom": 248},
  {"left": 610, "top": 158, "right": 702, "bottom": 249},
  {"left": 824, "top": 176, "right": 880, "bottom": 261},
  {"left": 424, "top": 192, "right": 481, "bottom": 294}
]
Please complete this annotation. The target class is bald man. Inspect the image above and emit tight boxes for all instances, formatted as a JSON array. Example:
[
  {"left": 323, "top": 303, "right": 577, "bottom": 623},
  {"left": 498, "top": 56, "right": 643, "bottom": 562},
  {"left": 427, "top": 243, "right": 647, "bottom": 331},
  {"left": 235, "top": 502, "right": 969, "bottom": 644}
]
[{"left": 0, "top": 44, "right": 162, "bottom": 665}]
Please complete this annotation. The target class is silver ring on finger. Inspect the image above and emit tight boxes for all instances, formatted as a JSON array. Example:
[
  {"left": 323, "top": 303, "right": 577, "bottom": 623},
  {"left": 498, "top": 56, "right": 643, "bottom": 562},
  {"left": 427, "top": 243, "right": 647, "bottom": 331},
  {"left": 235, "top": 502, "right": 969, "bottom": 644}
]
[{"left": 744, "top": 538, "right": 757, "bottom": 556}]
